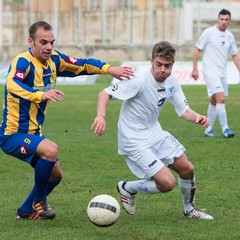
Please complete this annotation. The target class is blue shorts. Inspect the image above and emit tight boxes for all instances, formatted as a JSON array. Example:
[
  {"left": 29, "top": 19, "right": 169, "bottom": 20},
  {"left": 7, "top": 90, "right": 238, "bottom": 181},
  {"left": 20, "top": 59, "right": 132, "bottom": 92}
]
[{"left": 0, "top": 133, "right": 45, "bottom": 165}]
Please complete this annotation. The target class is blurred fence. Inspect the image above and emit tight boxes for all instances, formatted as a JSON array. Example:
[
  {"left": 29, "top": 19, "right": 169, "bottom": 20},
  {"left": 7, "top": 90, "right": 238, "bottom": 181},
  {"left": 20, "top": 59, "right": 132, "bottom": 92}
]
[
  {"left": 0, "top": 0, "right": 240, "bottom": 61},
  {"left": 1, "top": 0, "right": 184, "bottom": 47}
]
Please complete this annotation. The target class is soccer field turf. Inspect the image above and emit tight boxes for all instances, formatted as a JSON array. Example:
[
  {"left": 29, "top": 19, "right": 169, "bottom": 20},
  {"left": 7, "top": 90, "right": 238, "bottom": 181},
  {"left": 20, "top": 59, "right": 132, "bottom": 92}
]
[{"left": 0, "top": 83, "right": 240, "bottom": 240}]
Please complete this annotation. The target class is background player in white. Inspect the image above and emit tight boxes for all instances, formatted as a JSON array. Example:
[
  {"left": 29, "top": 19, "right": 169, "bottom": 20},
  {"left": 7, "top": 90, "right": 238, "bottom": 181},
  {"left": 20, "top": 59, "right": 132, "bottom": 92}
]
[
  {"left": 192, "top": 8, "right": 240, "bottom": 138},
  {"left": 91, "top": 41, "right": 213, "bottom": 220}
]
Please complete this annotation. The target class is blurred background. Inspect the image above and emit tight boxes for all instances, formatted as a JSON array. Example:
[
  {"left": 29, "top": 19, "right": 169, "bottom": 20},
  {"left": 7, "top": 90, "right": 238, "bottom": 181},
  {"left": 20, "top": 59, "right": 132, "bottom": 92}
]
[{"left": 0, "top": 0, "right": 239, "bottom": 61}]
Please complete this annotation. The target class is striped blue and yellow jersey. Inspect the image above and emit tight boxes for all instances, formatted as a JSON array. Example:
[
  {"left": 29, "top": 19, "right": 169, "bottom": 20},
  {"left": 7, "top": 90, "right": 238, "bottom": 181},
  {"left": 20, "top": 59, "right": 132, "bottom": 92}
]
[{"left": 0, "top": 49, "right": 110, "bottom": 137}]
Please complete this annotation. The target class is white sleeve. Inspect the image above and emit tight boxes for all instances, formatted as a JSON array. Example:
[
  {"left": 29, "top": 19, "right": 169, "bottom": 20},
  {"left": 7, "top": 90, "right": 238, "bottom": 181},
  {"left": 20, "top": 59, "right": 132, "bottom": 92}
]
[
  {"left": 229, "top": 34, "right": 238, "bottom": 55},
  {"left": 104, "top": 77, "right": 142, "bottom": 101},
  {"left": 168, "top": 80, "right": 190, "bottom": 116},
  {"left": 195, "top": 29, "right": 208, "bottom": 50}
]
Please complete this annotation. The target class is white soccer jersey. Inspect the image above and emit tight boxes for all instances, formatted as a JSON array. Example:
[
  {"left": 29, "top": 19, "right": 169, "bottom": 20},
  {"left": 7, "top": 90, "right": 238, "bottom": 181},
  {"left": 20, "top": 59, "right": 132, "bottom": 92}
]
[
  {"left": 104, "top": 68, "right": 189, "bottom": 155},
  {"left": 195, "top": 25, "right": 238, "bottom": 77}
]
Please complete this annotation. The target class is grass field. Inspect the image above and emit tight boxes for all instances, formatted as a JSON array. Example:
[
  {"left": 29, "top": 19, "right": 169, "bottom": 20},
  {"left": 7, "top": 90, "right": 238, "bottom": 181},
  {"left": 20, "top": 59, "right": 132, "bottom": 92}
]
[{"left": 0, "top": 82, "right": 240, "bottom": 240}]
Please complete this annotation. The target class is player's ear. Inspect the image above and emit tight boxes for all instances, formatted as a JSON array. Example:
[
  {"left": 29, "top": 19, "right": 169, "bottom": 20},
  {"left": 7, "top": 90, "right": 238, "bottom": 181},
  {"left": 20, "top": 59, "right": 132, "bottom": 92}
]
[{"left": 28, "top": 37, "right": 33, "bottom": 47}]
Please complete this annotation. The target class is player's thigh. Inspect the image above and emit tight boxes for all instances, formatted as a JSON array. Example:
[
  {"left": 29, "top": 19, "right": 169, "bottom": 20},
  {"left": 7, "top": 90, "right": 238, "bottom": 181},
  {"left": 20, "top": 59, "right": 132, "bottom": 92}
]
[
  {"left": 0, "top": 132, "right": 44, "bottom": 164},
  {"left": 168, "top": 153, "right": 194, "bottom": 179}
]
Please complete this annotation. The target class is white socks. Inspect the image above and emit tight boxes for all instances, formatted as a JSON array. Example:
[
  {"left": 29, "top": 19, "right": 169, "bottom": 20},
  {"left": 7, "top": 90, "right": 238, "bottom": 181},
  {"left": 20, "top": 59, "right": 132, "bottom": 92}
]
[
  {"left": 124, "top": 176, "right": 197, "bottom": 213},
  {"left": 207, "top": 103, "right": 217, "bottom": 131},
  {"left": 124, "top": 179, "right": 160, "bottom": 194},
  {"left": 216, "top": 103, "right": 228, "bottom": 132},
  {"left": 178, "top": 176, "right": 196, "bottom": 213},
  {"left": 207, "top": 103, "right": 228, "bottom": 132}
]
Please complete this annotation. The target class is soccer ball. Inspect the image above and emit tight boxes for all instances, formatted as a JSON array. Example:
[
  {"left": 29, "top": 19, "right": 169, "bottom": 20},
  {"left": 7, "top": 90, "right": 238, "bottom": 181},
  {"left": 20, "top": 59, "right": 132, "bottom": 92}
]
[{"left": 87, "top": 194, "right": 120, "bottom": 227}]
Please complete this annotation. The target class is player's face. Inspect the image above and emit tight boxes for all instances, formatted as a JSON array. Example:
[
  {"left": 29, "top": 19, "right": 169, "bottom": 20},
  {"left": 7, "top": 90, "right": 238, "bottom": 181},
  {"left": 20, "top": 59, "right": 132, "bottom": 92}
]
[
  {"left": 217, "top": 14, "right": 230, "bottom": 31},
  {"left": 28, "top": 27, "right": 55, "bottom": 65},
  {"left": 151, "top": 57, "right": 174, "bottom": 82}
]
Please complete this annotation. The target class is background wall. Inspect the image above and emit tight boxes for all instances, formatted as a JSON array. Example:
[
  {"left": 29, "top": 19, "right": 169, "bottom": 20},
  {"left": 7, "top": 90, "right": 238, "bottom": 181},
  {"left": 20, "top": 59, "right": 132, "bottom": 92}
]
[{"left": 0, "top": 0, "right": 239, "bottom": 62}]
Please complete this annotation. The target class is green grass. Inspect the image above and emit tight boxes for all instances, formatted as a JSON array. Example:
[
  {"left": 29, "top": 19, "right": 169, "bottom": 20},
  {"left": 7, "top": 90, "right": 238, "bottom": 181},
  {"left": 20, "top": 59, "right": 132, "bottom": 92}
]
[{"left": 0, "top": 83, "right": 240, "bottom": 240}]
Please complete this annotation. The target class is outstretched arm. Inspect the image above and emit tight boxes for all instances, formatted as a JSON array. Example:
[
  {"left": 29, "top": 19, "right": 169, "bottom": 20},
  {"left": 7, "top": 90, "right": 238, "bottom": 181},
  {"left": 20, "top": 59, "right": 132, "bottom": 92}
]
[
  {"left": 181, "top": 108, "right": 208, "bottom": 129},
  {"left": 91, "top": 90, "right": 111, "bottom": 136},
  {"left": 56, "top": 51, "right": 134, "bottom": 79}
]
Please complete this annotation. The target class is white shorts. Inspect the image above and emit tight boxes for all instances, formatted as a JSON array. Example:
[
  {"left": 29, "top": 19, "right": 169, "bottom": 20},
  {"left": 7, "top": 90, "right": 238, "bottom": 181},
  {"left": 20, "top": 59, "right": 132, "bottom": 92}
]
[
  {"left": 123, "top": 133, "right": 185, "bottom": 179},
  {"left": 204, "top": 73, "right": 228, "bottom": 97}
]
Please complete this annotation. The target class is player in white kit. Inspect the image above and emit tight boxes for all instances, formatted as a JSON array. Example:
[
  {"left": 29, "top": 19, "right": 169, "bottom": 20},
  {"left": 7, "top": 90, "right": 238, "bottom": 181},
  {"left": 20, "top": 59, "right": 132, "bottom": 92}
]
[
  {"left": 192, "top": 9, "right": 240, "bottom": 138},
  {"left": 91, "top": 41, "right": 213, "bottom": 219}
]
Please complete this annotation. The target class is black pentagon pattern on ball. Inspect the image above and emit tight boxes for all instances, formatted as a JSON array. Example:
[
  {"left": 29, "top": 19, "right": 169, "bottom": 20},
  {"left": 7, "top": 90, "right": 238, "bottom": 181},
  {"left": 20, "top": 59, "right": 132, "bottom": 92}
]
[{"left": 89, "top": 201, "right": 117, "bottom": 213}]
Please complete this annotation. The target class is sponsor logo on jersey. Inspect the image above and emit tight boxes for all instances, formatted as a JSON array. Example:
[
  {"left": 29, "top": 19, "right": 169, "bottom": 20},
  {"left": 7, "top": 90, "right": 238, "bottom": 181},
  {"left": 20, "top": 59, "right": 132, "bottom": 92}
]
[
  {"left": 111, "top": 84, "right": 118, "bottom": 91},
  {"left": 19, "top": 145, "right": 28, "bottom": 155},
  {"left": 67, "top": 57, "right": 78, "bottom": 64},
  {"left": 157, "top": 97, "right": 166, "bottom": 107},
  {"left": 157, "top": 88, "right": 165, "bottom": 93},
  {"left": 43, "top": 72, "right": 52, "bottom": 77},
  {"left": 168, "top": 86, "right": 174, "bottom": 94},
  {"left": 15, "top": 70, "right": 24, "bottom": 81}
]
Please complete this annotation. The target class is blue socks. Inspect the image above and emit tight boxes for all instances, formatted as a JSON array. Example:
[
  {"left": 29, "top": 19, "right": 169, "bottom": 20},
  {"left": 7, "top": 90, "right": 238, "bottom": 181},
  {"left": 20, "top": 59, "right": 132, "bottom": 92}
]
[
  {"left": 34, "top": 158, "right": 55, "bottom": 202},
  {"left": 18, "top": 158, "right": 60, "bottom": 214},
  {"left": 19, "top": 180, "right": 61, "bottom": 213}
]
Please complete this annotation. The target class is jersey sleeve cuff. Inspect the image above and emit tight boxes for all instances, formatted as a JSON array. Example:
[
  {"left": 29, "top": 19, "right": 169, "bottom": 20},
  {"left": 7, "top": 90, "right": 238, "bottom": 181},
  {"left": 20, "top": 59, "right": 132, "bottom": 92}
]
[
  {"left": 101, "top": 64, "right": 111, "bottom": 74},
  {"left": 34, "top": 91, "right": 44, "bottom": 103}
]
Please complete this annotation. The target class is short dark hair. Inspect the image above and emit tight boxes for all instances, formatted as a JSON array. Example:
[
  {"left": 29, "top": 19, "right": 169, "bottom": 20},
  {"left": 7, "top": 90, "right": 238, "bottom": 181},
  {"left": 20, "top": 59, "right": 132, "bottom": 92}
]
[
  {"left": 29, "top": 21, "right": 52, "bottom": 39},
  {"left": 152, "top": 41, "right": 176, "bottom": 62},
  {"left": 218, "top": 9, "right": 231, "bottom": 18}
]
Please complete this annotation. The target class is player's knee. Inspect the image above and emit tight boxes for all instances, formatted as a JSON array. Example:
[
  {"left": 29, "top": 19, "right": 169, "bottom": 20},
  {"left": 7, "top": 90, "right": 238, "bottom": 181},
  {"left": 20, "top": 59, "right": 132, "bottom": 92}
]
[
  {"left": 186, "top": 163, "right": 194, "bottom": 176},
  {"left": 179, "top": 163, "right": 194, "bottom": 179},
  {"left": 44, "top": 143, "right": 59, "bottom": 160},
  {"left": 37, "top": 140, "right": 59, "bottom": 160},
  {"left": 156, "top": 177, "right": 175, "bottom": 192},
  {"left": 164, "top": 178, "right": 176, "bottom": 192}
]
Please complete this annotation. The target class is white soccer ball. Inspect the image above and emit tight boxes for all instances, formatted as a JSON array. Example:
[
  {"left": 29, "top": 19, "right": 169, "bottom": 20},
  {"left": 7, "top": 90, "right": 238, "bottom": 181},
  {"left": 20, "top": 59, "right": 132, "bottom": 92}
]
[{"left": 87, "top": 194, "right": 120, "bottom": 227}]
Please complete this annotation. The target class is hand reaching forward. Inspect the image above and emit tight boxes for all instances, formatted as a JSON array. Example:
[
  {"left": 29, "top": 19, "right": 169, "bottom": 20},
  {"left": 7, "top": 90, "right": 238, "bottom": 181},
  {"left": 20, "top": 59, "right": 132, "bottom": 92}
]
[
  {"left": 107, "top": 66, "right": 134, "bottom": 80},
  {"left": 195, "top": 114, "right": 208, "bottom": 129},
  {"left": 42, "top": 89, "right": 65, "bottom": 102}
]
